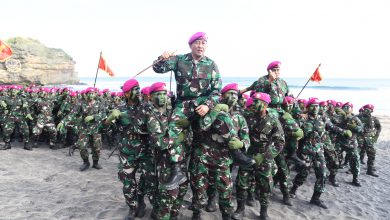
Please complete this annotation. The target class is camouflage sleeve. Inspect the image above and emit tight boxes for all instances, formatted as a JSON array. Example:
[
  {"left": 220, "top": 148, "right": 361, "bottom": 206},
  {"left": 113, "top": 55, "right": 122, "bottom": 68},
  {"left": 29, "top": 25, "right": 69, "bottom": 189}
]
[
  {"left": 146, "top": 112, "right": 173, "bottom": 151},
  {"left": 93, "top": 103, "right": 107, "bottom": 122},
  {"left": 204, "top": 62, "right": 222, "bottom": 109},
  {"left": 214, "top": 112, "right": 237, "bottom": 143},
  {"left": 325, "top": 116, "right": 344, "bottom": 135},
  {"left": 353, "top": 116, "right": 364, "bottom": 133},
  {"left": 271, "top": 119, "right": 285, "bottom": 155},
  {"left": 238, "top": 115, "right": 251, "bottom": 150},
  {"left": 374, "top": 116, "right": 381, "bottom": 139},
  {"left": 152, "top": 55, "right": 178, "bottom": 73}
]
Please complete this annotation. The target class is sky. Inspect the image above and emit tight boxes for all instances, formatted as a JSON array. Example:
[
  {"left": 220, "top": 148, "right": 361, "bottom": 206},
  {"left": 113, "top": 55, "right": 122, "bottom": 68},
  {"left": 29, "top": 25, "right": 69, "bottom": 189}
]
[{"left": 2, "top": 0, "right": 390, "bottom": 78}]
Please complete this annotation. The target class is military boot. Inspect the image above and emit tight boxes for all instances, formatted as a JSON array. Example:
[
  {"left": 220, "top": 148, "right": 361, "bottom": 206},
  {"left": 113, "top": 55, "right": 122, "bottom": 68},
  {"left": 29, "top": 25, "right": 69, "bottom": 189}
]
[
  {"left": 0, "top": 142, "right": 11, "bottom": 150},
  {"left": 360, "top": 154, "right": 366, "bottom": 164},
  {"left": 135, "top": 195, "right": 146, "bottom": 218},
  {"left": 289, "top": 184, "right": 298, "bottom": 198},
  {"left": 80, "top": 159, "right": 90, "bottom": 171},
  {"left": 288, "top": 152, "right": 306, "bottom": 166},
  {"left": 367, "top": 167, "right": 379, "bottom": 177},
  {"left": 282, "top": 192, "right": 293, "bottom": 206},
  {"left": 222, "top": 213, "right": 231, "bottom": 220},
  {"left": 246, "top": 191, "right": 256, "bottom": 207},
  {"left": 24, "top": 142, "right": 32, "bottom": 151},
  {"left": 310, "top": 191, "right": 327, "bottom": 209},
  {"left": 124, "top": 207, "right": 136, "bottom": 220},
  {"left": 232, "top": 199, "right": 245, "bottom": 220},
  {"left": 192, "top": 211, "right": 201, "bottom": 220},
  {"left": 329, "top": 174, "right": 340, "bottom": 187},
  {"left": 259, "top": 205, "right": 270, "bottom": 220},
  {"left": 161, "top": 163, "right": 187, "bottom": 190},
  {"left": 352, "top": 175, "right": 361, "bottom": 187},
  {"left": 230, "top": 149, "right": 256, "bottom": 167},
  {"left": 92, "top": 160, "right": 102, "bottom": 169},
  {"left": 205, "top": 194, "right": 217, "bottom": 212}
]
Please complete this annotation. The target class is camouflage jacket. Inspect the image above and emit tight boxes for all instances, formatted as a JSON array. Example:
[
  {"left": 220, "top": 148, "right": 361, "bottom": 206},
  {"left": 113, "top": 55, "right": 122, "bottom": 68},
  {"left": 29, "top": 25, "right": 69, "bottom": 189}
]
[
  {"left": 230, "top": 105, "right": 250, "bottom": 150},
  {"left": 67, "top": 99, "right": 106, "bottom": 134},
  {"left": 153, "top": 53, "right": 222, "bottom": 108},
  {"left": 338, "top": 114, "right": 363, "bottom": 148},
  {"left": 144, "top": 103, "right": 173, "bottom": 151},
  {"left": 357, "top": 113, "right": 381, "bottom": 146},
  {"left": 3, "top": 95, "right": 30, "bottom": 120},
  {"left": 246, "top": 75, "right": 290, "bottom": 106}
]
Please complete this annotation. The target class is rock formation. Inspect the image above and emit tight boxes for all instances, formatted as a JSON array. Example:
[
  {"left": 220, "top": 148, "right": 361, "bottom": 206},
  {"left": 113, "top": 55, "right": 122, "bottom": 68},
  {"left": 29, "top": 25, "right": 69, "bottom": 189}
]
[{"left": 0, "top": 37, "right": 79, "bottom": 85}]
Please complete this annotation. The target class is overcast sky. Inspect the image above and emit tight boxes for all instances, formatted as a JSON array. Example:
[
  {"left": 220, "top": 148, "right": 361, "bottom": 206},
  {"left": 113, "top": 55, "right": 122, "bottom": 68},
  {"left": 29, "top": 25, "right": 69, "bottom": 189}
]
[{"left": 3, "top": 0, "right": 390, "bottom": 78}]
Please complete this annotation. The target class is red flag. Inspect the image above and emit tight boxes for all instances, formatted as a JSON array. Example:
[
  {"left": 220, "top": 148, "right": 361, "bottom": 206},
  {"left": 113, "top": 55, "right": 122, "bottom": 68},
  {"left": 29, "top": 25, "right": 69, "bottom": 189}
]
[
  {"left": 310, "top": 64, "right": 322, "bottom": 83},
  {"left": 0, "top": 40, "right": 13, "bottom": 62},
  {"left": 98, "top": 55, "right": 114, "bottom": 77}
]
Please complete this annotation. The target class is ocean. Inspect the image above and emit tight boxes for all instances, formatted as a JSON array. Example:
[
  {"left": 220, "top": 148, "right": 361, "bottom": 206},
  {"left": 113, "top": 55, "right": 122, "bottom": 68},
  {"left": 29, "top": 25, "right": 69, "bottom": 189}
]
[{"left": 70, "top": 76, "right": 390, "bottom": 115}]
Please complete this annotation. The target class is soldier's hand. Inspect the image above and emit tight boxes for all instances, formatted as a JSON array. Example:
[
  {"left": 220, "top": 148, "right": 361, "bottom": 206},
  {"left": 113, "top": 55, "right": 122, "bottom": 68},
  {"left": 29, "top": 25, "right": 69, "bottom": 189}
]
[
  {"left": 253, "top": 153, "right": 264, "bottom": 165},
  {"left": 282, "top": 112, "right": 293, "bottom": 120},
  {"left": 111, "top": 109, "right": 121, "bottom": 118},
  {"left": 57, "top": 111, "right": 62, "bottom": 116},
  {"left": 56, "top": 122, "right": 64, "bottom": 131},
  {"left": 26, "top": 114, "right": 33, "bottom": 120},
  {"left": 196, "top": 105, "right": 209, "bottom": 117},
  {"left": 177, "top": 132, "right": 185, "bottom": 142},
  {"left": 335, "top": 108, "right": 346, "bottom": 117},
  {"left": 0, "top": 100, "right": 7, "bottom": 108},
  {"left": 291, "top": 129, "right": 304, "bottom": 140},
  {"left": 159, "top": 51, "right": 175, "bottom": 61},
  {"left": 228, "top": 137, "right": 244, "bottom": 150},
  {"left": 343, "top": 129, "right": 353, "bottom": 138},
  {"left": 176, "top": 118, "right": 190, "bottom": 128},
  {"left": 213, "top": 104, "right": 228, "bottom": 113},
  {"left": 22, "top": 103, "right": 28, "bottom": 108},
  {"left": 84, "top": 115, "right": 94, "bottom": 123}
]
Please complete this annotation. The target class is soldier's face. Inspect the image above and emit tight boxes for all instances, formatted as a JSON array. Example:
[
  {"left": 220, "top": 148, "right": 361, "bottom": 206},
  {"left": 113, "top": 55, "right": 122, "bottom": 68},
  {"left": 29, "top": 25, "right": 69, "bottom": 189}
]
[
  {"left": 238, "top": 98, "right": 247, "bottom": 108},
  {"left": 268, "top": 68, "right": 280, "bottom": 79},
  {"left": 298, "top": 102, "right": 306, "bottom": 111},
  {"left": 282, "top": 103, "right": 293, "bottom": 113},
  {"left": 126, "top": 86, "right": 140, "bottom": 101},
  {"left": 342, "top": 105, "right": 352, "bottom": 114},
  {"left": 319, "top": 105, "right": 328, "bottom": 113},
  {"left": 308, "top": 104, "right": 319, "bottom": 115},
  {"left": 87, "top": 92, "right": 96, "bottom": 100},
  {"left": 363, "top": 108, "right": 372, "bottom": 116},
  {"left": 151, "top": 91, "right": 167, "bottom": 107},
  {"left": 222, "top": 90, "right": 238, "bottom": 107},
  {"left": 254, "top": 99, "right": 267, "bottom": 113},
  {"left": 328, "top": 104, "right": 334, "bottom": 112},
  {"left": 11, "top": 89, "right": 19, "bottom": 96},
  {"left": 190, "top": 39, "right": 207, "bottom": 58}
]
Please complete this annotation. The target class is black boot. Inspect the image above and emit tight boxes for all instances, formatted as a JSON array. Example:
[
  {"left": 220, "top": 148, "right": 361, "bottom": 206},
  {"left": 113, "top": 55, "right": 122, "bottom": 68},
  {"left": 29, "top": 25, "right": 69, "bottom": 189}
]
[
  {"left": 192, "top": 211, "right": 201, "bottom": 220},
  {"left": 24, "top": 142, "right": 32, "bottom": 151},
  {"left": 124, "top": 207, "right": 136, "bottom": 220},
  {"left": 0, "top": 142, "right": 11, "bottom": 150},
  {"left": 135, "top": 195, "right": 146, "bottom": 218},
  {"left": 222, "top": 213, "right": 231, "bottom": 220},
  {"left": 367, "top": 167, "right": 379, "bottom": 177},
  {"left": 230, "top": 149, "right": 256, "bottom": 167},
  {"left": 232, "top": 199, "right": 245, "bottom": 220},
  {"left": 289, "top": 184, "right": 298, "bottom": 198},
  {"left": 360, "top": 154, "right": 366, "bottom": 164},
  {"left": 282, "top": 193, "right": 293, "bottom": 206},
  {"left": 80, "top": 159, "right": 90, "bottom": 171},
  {"left": 310, "top": 191, "right": 327, "bottom": 209},
  {"left": 161, "top": 163, "right": 187, "bottom": 190},
  {"left": 259, "top": 205, "right": 270, "bottom": 220},
  {"left": 205, "top": 194, "right": 217, "bottom": 212},
  {"left": 352, "top": 176, "right": 361, "bottom": 187},
  {"left": 288, "top": 152, "right": 306, "bottom": 166},
  {"left": 92, "top": 160, "right": 103, "bottom": 169},
  {"left": 246, "top": 191, "right": 256, "bottom": 207},
  {"left": 329, "top": 175, "right": 340, "bottom": 187}
]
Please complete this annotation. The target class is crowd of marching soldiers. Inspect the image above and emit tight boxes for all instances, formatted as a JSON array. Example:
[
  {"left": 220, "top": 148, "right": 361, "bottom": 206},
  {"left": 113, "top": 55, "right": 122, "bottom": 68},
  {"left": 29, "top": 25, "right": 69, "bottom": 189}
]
[{"left": 0, "top": 80, "right": 382, "bottom": 220}]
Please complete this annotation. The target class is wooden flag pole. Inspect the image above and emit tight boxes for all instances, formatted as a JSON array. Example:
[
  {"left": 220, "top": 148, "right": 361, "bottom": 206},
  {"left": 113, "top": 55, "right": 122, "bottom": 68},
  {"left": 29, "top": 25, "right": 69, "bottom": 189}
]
[
  {"left": 93, "top": 52, "right": 102, "bottom": 88},
  {"left": 296, "top": 63, "right": 321, "bottom": 99},
  {"left": 132, "top": 50, "right": 177, "bottom": 78}
]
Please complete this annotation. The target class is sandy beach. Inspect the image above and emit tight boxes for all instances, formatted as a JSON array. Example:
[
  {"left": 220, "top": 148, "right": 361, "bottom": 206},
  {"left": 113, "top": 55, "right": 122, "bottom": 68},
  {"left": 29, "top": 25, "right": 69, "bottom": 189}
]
[{"left": 1, "top": 115, "right": 390, "bottom": 220}]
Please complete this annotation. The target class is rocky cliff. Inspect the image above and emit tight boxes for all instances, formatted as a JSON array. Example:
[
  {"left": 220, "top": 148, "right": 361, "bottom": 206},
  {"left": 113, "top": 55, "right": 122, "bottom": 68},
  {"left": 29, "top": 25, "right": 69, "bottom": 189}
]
[{"left": 0, "top": 37, "right": 79, "bottom": 85}]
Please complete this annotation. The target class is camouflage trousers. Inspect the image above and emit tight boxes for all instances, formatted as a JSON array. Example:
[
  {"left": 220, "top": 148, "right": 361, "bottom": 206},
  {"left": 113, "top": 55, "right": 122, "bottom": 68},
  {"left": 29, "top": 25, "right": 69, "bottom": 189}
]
[
  {"left": 190, "top": 153, "right": 233, "bottom": 215},
  {"left": 235, "top": 166, "right": 256, "bottom": 202},
  {"left": 324, "top": 146, "right": 339, "bottom": 178},
  {"left": 32, "top": 119, "right": 57, "bottom": 142},
  {"left": 77, "top": 132, "right": 101, "bottom": 161},
  {"left": 137, "top": 148, "right": 157, "bottom": 206},
  {"left": 117, "top": 138, "right": 143, "bottom": 209},
  {"left": 341, "top": 145, "right": 361, "bottom": 177},
  {"left": 274, "top": 153, "right": 290, "bottom": 196},
  {"left": 154, "top": 151, "right": 189, "bottom": 220},
  {"left": 253, "top": 158, "right": 275, "bottom": 207},
  {"left": 359, "top": 144, "right": 376, "bottom": 169},
  {"left": 2, "top": 118, "right": 30, "bottom": 143}
]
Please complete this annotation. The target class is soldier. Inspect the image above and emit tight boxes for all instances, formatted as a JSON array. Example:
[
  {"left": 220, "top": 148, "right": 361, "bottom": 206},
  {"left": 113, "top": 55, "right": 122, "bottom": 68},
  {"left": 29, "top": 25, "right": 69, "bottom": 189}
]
[
  {"left": 243, "top": 92, "right": 284, "bottom": 220},
  {"left": 104, "top": 79, "right": 148, "bottom": 220},
  {"left": 0, "top": 85, "right": 32, "bottom": 150},
  {"left": 240, "top": 61, "right": 291, "bottom": 110},
  {"left": 141, "top": 86, "right": 151, "bottom": 103},
  {"left": 357, "top": 104, "right": 381, "bottom": 177},
  {"left": 289, "top": 98, "right": 348, "bottom": 209},
  {"left": 339, "top": 102, "right": 364, "bottom": 186},
  {"left": 153, "top": 32, "right": 222, "bottom": 189}
]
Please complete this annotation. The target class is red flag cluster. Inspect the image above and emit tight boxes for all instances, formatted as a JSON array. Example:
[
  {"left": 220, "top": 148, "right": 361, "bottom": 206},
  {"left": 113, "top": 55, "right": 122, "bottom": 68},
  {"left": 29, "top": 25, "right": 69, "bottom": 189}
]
[
  {"left": 98, "top": 55, "right": 114, "bottom": 77},
  {"left": 0, "top": 40, "right": 13, "bottom": 62},
  {"left": 310, "top": 64, "right": 322, "bottom": 83}
]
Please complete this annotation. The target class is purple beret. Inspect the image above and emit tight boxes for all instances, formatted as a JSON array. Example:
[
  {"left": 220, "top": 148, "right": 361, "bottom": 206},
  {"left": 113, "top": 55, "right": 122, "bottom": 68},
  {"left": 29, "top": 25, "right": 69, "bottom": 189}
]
[
  {"left": 102, "top": 88, "right": 110, "bottom": 93},
  {"left": 362, "top": 104, "right": 374, "bottom": 110},
  {"left": 141, "top": 86, "right": 151, "bottom": 95},
  {"left": 343, "top": 102, "right": 353, "bottom": 108},
  {"left": 267, "top": 61, "right": 281, "bottom": 70},
  {"left": 85, "top": 87, "right": 98, "bottom": 94},
  {"left": 242, "top": 93, "right": 250, "bottom": 99},
  {"left": 327, "top": 99, "right": 337, "bottom": 106},
  {"left": 70, "top": 92, "right": 77, "bottom": 97},
  {"left": 319, "top": 101, "right": 328, "bottom": 106},
  {"left": 221, "top": 83, "right": 239, "bottom": 94},
  {"left": 246, "top": 98, "right": 254, "bottom": 108},
  {"left": 283, "top": 96, "right": 294, "bottom": 105},
  {"left": 252, "top": 92, "right": 271, "bottom": 104},
  {"left": 188, "top": 32, "right": 208, "bottom": 45},
  {"left": 117, "top": 92, "right": 124, "bottom": 97},
  {"left": 150, "top": 82, "right": 167, "bottom": 93},
  {"left": 122, "top": 79, "right": 139, "bottom": 93},
  {"left": 306, "top": 97, "right": 320, "bottom": 107}
]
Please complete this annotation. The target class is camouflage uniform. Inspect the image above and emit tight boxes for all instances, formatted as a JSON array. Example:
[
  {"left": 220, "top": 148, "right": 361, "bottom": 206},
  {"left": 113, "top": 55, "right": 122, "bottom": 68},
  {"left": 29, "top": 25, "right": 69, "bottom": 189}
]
[
  {"left": 153, "top": 53, "right": 221, "bottom": 164},
  {"left": 357, "top": 109, "right": 381, "bottom": 176},
  {"left": 190, "top": 110, "right": 237, "bottom": 219}
]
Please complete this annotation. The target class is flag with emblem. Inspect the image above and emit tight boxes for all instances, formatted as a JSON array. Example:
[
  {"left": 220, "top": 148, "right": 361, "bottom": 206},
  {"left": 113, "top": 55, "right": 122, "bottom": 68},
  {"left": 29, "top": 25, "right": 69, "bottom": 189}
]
[{"left": 0, "top": 40, "right": 13, "bottom": 62}]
